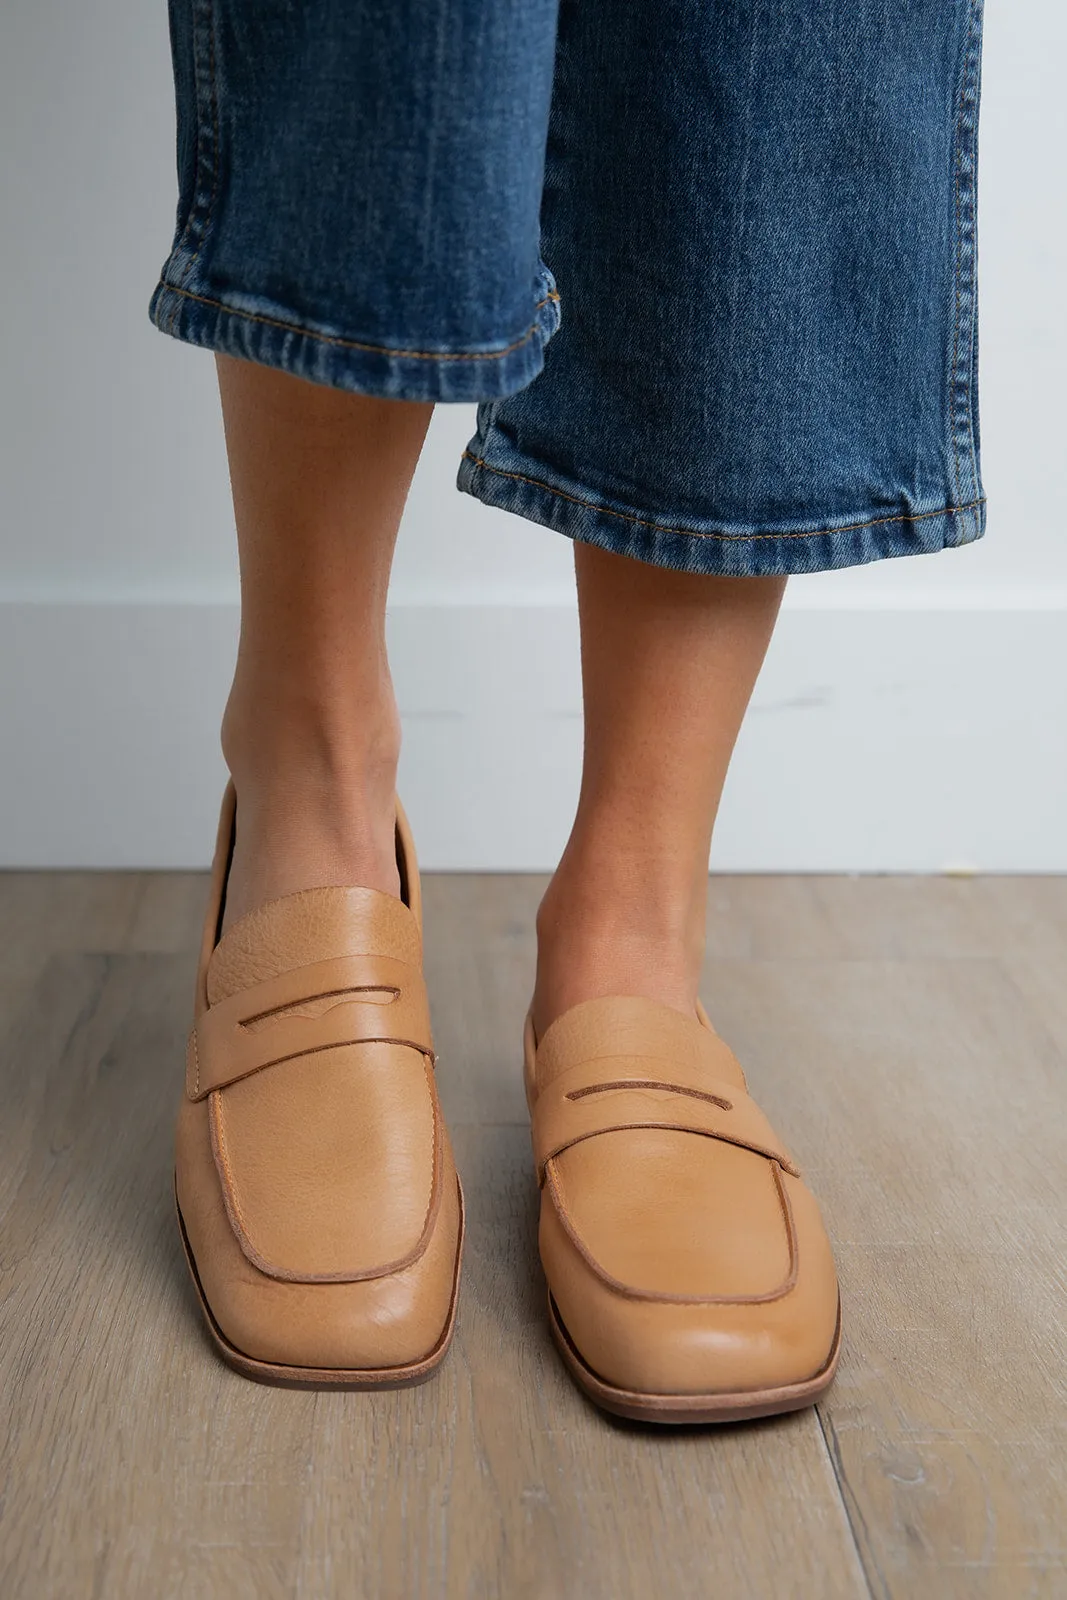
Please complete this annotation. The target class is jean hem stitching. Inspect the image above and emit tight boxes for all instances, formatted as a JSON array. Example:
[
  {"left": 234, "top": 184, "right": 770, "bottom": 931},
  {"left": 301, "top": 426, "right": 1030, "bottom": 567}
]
[
  {"left": 459, "top": 451, "right": 986, "bottom": 546},
  {"left": 151, "top": 281, "right": 561, "bottom": 364}
]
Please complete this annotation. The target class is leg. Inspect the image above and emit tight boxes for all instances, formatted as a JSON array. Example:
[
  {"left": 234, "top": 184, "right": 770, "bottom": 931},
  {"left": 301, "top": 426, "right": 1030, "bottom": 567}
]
[
  {"left": 176, "top": 359, "right": 465, "bottom": 1386},
  {"left": 214, "top": 355, "right": 433, "bottom": 927},
  {"left": 533, "top": 543, "right": 785, "bottom": 1035},
  {"left": 524, "top": 546, "right": 841, "bottom": 1421}
]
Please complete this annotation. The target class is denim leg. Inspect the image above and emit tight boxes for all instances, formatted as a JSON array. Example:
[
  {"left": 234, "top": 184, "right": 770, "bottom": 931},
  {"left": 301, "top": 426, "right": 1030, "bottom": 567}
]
[
  {"left": 151, "top": 0, "right": 561, "bottom": 401},
  {"left": 459, "top": 0, "right": 986, "bottom": 576}
]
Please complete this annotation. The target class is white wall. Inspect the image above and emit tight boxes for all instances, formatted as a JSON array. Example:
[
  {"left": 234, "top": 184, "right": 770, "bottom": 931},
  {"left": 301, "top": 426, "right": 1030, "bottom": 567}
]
[{"left": 1, "top": 1, "right": 1065, "bottom": 869}]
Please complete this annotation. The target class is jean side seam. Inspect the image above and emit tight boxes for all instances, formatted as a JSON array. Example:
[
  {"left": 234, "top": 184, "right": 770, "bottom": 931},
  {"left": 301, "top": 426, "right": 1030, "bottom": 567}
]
[
  {"left": 172, "top": 0, "right": 221, "bottom": 304},
  {"left": 155, "top": 283, "right": 561, "bottom": 362},
  {"left": 948, "top": 0, "right": 983, "bottom": 524},
  {"left": 461, "top": 452, "right": 985, "bottom": 545},
  {"left": 965, "top": 3, "right": 984, "bottom": 507}
]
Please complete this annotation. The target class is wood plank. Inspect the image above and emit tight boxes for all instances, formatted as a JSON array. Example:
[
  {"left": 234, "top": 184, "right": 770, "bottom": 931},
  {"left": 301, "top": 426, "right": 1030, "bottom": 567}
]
[
  {"left": 0, "top": 869, "right": 208, "bottom": 972},
  {"left": 706, "top": 955, "right": 1067, "bottom": 1599},
  {"left": 706, "top": 872, "right": 1067, "bottom": 965},
  {"left": 0, "top": 871, "right": 143, "bottom": 998},
  {"left": 421, "top": 871, "right": 542, "bottom": 1125},
  {"left": 971, "top": 878, "right": 1067, "bottom": 1058},
  {"left": 707, "top": 874, "right": 846, "bottom": 960},
  {"left": 0, "top": 868, "right": 205, "bottom": 1042},
  {"left": 123, "top": 871, "right": 209, "bottom": 954}
]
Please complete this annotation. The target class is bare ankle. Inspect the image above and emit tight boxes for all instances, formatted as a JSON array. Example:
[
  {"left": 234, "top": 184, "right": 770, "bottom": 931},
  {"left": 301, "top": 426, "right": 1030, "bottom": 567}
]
[
  {"left": 217, "top": 684, "right": 404, "bottom": 927},
  {"left": 532, "top": 853, "right": 707, "bottom": 1037},
  {"left": 221, "top": 668, "right": 401, "bottom": 788}
]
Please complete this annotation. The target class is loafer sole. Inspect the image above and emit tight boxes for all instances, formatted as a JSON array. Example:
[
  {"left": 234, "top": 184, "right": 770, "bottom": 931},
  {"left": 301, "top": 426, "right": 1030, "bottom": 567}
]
[{"left": 547, "top": 1291, "right": 841, "bottom": 1426}]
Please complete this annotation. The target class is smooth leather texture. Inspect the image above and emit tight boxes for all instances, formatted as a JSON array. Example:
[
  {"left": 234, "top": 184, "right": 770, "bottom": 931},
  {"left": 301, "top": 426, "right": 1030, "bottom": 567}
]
[
  {"left": 175, "top": 783, "right": 462, "bottom": 1375},
  {"left": 526, "top": 996, "right": 839, "bottom": 1399}
]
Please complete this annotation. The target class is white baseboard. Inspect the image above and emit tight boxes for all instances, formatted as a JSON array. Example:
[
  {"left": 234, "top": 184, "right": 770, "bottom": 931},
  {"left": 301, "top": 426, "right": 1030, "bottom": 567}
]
[{"left": 1, "top": 601, "right": 1065, "bottom": 871}]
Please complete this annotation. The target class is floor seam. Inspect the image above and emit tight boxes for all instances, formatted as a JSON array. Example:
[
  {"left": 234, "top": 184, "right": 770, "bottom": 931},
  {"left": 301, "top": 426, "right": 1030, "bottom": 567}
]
[{"left": 815, "top": 1404, "right": 885, "bottom": 1600}]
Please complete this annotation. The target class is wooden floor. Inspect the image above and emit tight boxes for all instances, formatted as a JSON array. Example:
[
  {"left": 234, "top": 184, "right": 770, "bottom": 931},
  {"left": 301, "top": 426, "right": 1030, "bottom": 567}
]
[{"left": 1, "top": 871, "right": 1065, "bottom": 1599}]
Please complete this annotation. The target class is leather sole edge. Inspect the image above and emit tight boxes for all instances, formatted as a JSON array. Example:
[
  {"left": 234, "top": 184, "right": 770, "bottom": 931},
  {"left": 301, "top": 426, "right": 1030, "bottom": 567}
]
[
  {"left": 174, "top": 1175, "right": 465, "bottom": 1390},
  {"left": 547, "top": 1292, "right": 842, "bottom": 1426}
]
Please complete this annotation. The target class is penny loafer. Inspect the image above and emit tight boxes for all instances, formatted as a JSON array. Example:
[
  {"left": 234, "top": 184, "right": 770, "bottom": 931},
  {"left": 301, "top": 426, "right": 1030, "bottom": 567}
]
[
  {"left": 175, "top": 782, "right": 464, "bottom": 1387},
  {"left": 524, "top": 995, "right": 840, "bottom": 1423}
]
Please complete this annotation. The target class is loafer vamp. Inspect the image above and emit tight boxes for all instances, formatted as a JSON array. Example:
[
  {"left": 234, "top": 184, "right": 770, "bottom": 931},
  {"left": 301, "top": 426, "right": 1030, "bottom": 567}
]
[
  {"left": 209, "top": 1042, "right": 439, "bottom": 1281},
  {"left": 542, "top": 1138, "right": 838, "bottom": 1397},
  {"left": 548, "top": 1131, "right": 794, "bottom": 1299}
]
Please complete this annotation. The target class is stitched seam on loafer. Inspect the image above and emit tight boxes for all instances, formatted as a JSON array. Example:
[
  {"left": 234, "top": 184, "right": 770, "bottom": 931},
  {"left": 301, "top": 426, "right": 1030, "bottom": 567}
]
[{"left": 545, "top": 1155, "right": 799, "bottom": 1306}]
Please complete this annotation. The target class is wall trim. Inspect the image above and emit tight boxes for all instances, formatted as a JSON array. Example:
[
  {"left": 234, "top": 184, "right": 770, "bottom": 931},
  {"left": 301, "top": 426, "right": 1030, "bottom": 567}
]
[{"left": 2, "top": 600, "right": 1065, "bottom": 871}]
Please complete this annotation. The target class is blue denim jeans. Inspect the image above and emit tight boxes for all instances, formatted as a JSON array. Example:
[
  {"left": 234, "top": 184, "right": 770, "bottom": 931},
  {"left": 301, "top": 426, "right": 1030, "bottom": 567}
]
[{"left": 151, "top": 0, "right": 985, "bottom": 576}]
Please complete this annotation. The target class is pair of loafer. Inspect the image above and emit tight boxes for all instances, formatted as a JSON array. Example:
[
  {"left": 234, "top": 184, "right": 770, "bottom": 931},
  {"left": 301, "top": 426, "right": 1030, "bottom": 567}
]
[{"left": 175, "top": 788, "right": 840, "bottom": 1420}]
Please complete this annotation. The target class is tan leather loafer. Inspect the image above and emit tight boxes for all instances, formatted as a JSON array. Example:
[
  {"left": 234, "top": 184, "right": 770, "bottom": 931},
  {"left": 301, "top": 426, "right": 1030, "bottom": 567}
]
[
  {"left": 524, "top": 996, "right": 840, "bottom": 1423},
  {"left": 175, "top": 783, "right": 464, "bottom": 1387}
]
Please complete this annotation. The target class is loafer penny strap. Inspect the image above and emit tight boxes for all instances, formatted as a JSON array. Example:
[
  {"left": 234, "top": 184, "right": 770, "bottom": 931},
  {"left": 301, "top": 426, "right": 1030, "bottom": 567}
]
[
  {"left": 186, "top": 952, "right": 434, "bottom": 1100},
  {"left": 531, "top": 1056, "right": 800, "bottom": 1185}
]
